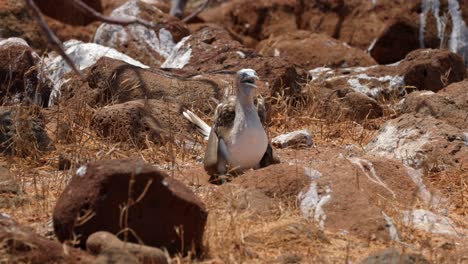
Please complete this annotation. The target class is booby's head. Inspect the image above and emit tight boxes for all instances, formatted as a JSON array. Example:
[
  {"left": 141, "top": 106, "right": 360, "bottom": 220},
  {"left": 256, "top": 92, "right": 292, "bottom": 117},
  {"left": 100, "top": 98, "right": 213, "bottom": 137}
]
[{"left": 236, "top": 68, "right": 259, "bottom": 98}]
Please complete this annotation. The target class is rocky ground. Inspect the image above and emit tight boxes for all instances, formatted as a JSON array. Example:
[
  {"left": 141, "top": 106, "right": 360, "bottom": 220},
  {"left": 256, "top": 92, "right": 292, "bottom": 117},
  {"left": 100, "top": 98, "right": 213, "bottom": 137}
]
[{"left": 0, "top": 0, "right": 467, "bottom": 263}]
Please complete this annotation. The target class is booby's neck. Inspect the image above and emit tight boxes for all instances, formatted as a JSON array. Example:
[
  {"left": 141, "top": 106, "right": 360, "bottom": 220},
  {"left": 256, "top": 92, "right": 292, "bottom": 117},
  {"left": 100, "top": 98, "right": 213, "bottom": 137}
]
[
  {"left": 235, "top": 82, "right": 257, "bottom": 111},
  {"left": 235, "top": 92, "right": 256, "bottom": 115}
]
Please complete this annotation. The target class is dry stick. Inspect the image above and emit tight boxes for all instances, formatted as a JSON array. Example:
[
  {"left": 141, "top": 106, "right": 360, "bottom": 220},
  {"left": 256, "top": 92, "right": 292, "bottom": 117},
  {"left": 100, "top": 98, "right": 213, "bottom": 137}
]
[
  {"left": 25, "top": 0, "right": 84, "bottom": 79},
  {"left": 26, "top": 0, "right": 161, "bottom": 80},
  {"left": 72, "top": 0, "right": 157, "bottom": 29},
  {"left": 182, "top": 0, "right": 213, "bottom": 22}
]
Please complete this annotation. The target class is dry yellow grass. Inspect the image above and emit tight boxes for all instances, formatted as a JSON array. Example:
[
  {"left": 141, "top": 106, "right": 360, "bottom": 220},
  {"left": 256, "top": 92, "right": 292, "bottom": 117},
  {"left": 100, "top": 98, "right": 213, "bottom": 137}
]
[{"left": 0, "top": 76, "right": 467, "bottom": 264}]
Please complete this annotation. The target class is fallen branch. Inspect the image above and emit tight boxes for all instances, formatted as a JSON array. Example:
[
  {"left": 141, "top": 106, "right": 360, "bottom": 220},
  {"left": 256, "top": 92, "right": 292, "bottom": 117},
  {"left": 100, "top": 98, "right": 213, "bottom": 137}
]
[
  {"left": 182, "top": 0, "right": 213, "bottom": 23},
  {"left": 72, "top": 0, "right": 159, "bottom": 29},
  {"left": 25, "top": 0, "right": 84, "bottom": 79},
  {"left": 26, "top": 0, "right": 162, "bottom": 80}
]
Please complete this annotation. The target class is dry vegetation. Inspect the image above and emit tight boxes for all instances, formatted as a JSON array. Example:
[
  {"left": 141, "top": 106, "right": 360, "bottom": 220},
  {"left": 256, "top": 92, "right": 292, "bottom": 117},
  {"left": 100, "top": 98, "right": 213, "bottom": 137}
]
[{"left": 1, "top": 67, "right": 466, "bottom": 263}]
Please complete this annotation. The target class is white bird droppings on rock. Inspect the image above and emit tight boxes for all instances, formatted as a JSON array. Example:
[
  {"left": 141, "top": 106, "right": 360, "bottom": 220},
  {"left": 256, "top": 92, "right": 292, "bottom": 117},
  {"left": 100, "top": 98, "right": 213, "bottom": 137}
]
[
  {"left": 94, "top": 0, "right": 176, "bottom": 58},
  {"left": 161, "top": 35, "right": 192, "bottom": 69},
  {"left": 382, "top": 212, "right": 400, "bottom": 241},
  {"left": 76, "top": 165, "right": 87, "bottom": 177},
  {"left": 347, "top": 157, "right": 396, "bottom": 198},
  {"left": 44, "top": 40, "right": 149, "bottom": 106},
  {"left": 402, "top": 209, "right": 463, "bottom": 236},
  {"left": 298, "top": 167, "right": 331, "bottom": 229},
  {"left": 365, "top": 123, "right": 430, "bottom": 167},
  {"left": 272, "top": 129, "right": 313, "bottom": 148}
]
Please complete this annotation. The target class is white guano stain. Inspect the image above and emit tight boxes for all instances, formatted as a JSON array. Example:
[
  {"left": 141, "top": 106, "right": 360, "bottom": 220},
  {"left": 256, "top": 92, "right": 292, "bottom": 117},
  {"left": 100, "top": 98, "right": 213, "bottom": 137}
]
[
  {"left": 94, "top": 0, "right": 190, "bottom": 66},
  {"left": 298, "top": 167, "right": 331, "bottom": 229},
  {"left": 365, "top": 123, "right": 430, "bottom": 167},
  {"left": 347, "top": 157, "right": 396, "bottom": 198},
  {"left": 76, "top": 165, "right": 87, "bottom": 177},
  {"left": 44, "top": 40, "right": 149, "bottom": 106},
  {"left": 402, "top": 209, "right": 463, "bottom": 236},
  {"left": 308, "top": 65, "right": 404, "bottom": 98},
  {"left": 161, "top": 35, "right": 192, "bottom": 69},
  {"left": 405, "top": 166, "right": 447, "bottom": 212},
  {"left": 382, "top": 212, "right": 400, "bottom": 241}
]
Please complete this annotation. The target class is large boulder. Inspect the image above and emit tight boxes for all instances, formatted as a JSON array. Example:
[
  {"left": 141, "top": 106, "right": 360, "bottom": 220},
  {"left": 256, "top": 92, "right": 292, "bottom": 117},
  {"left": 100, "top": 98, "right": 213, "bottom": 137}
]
[
  {"left": 0, "top": 214, "right": 92, "bottom": 263},
  {"left": 399, "top": 80, "right": 468, "bottom": 130},
  {"left": 369, "top": 16, "right": 421, "bottom": 65},
  {"left": 367, "top": 78, "right": 468, "bottom": 174},
  {"left": 306, "top": 84, "right": 384, "bottom": 122},
  {"left": 257, "top": 31, "right": 376, "bottom": 69},
  {"left": 315, "top": 48, "right": 465, "bottom": 96},
  {"left": 34, "top": 0, "right": 103, "bottom": 26},
  {"left": 401, "top": 49, "right": 466, "bottom": 92},
  {"left": 0, "top": 106, "right": 54, "bottom": 157},
  {"left": 94, "top": 0, "right": 190, "bottom": 68},
  {"left": 0, "top": 38, "right": 51, "bottom": 106},
  {"left": 53, "top": 159, "right": 208, "bottom": 255},
  {"left": 199, "top": 0, "right": 301, "bottom": 47}
]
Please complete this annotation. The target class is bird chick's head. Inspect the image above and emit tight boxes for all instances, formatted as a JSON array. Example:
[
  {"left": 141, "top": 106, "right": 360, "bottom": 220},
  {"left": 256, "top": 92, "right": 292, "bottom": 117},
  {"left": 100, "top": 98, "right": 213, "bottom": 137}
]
[{"left": 236, "top": 68, "right": 259, "bottom": 97}]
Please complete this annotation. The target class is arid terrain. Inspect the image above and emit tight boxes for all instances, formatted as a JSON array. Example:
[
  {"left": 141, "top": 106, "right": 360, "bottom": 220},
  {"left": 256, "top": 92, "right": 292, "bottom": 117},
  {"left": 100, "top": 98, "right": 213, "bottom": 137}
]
[{"left": 0, "top": 0, "right": 467, "bottom": 263}]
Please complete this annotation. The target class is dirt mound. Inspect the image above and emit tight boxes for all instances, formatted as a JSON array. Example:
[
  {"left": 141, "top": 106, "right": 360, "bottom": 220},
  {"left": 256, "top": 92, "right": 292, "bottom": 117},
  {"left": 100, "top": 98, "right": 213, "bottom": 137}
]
[
  {"left": 400, "top": 81, "right": 468, "bottom": 130},
  {"left": 366, "top": 113, "right": 467, "bottom": 171},
  {"left": 224, "top": 147, "right": 441, "bottom": 241},
  {"left": 69, "top": 57, "right": 223, "bottom": 114},
  {"left": 0, "top": 214, "right": 92, "bottom": 263},
  {"left": 91, "top": 99, "right": 191, "bottom": 146},
  {"left": 165, "top": 25, "right": 304, "bottom": 99},
  {"left": 0, "top": 38, "right": 50, "bottom": 106},
  {"left": 308, "top": 48, "right": 465, "bottom": 103},
  {"left": 0, "top": 1, "right": 47, "bottom": 51},
  {"left": 308, "top": 85, "right": 384, "bottom": 122},
  {"left": 360, "top": 248, "right": 430, "bottom": 264},
  {"left": 94, "top": 0, "right": 190, "bottom": 68},
  {"left": 0, "top": 106, "right": 54, "bottom": 157},
  {"left": 257, "top": 31, "right": 376, "bottom": 69},
  {"left": 53, "top": 159, "right": 208, "bottom": 255},
  {"left": 400, "top": 49, "right": 466, "bottom": 92}
]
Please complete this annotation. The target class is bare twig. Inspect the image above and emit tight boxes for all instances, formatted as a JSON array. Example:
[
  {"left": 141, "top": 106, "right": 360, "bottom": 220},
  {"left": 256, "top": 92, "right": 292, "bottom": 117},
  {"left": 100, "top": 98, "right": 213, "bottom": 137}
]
[
  {"left": 26, "top": 0, "right": 163, "bottom": 81},
  {"left": 182, "top": 0, "right": 213, "bottom": 22},
  {"left": 72, "top": 0, "right": 159, "bottom": 29},
  {"left": 25, "top": 0, "right": 84, "bottom": 79}
]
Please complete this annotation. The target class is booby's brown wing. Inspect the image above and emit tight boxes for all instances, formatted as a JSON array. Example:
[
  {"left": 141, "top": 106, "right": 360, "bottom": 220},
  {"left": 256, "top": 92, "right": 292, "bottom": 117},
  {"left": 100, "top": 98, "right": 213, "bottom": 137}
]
[
  {"left": 203, "top": 96, "right": 270, "bottom": 175},
  {"left": 203, "top": 96, "right": 236, "bottom": 175},
  {"left": 254, "top": 96, "right": 281, "bottom": 167},
  {"left": 255, "top": 96, "right": 267, "bottom": 126}
]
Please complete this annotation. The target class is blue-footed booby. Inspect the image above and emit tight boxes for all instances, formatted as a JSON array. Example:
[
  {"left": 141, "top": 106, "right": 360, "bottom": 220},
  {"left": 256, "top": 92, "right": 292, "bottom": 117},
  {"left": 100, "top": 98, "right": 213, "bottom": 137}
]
[{"left": 183, "top": 69, "right": 279, "bottom": 182}]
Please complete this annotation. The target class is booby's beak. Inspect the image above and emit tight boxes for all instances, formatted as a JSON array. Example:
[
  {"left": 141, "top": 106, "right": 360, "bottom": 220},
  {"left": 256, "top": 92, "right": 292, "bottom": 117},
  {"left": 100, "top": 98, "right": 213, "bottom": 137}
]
[{"left": 238, "top": 69, "right": 259, "bottom": 88}]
